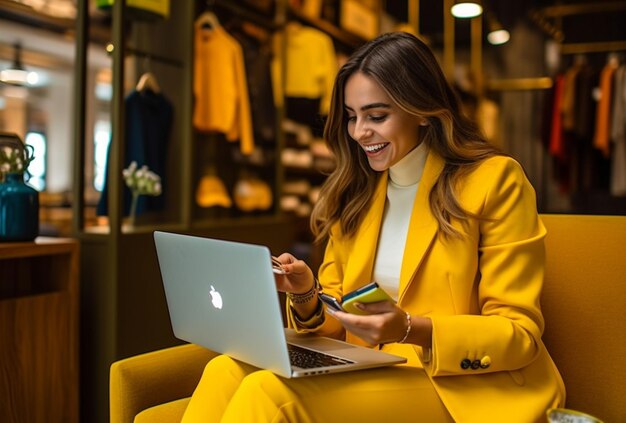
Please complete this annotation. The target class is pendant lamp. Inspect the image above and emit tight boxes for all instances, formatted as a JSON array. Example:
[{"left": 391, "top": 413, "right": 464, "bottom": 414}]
[
  {"left": 0, "top": 43, "right": 39, "bottom": 86},
  {"left": 451, "top": 1, "right": 483, "bottom": 18},
  {"left": 487, "top": 14, "right": 510, "bottom": 45}
]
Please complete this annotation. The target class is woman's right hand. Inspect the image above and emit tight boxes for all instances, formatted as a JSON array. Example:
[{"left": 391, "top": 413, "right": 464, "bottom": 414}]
[
  {"left": 272, "top": 253, "right": 315, "bottom": 294},
  {"left": 273, "top": 253, "right": 320, "bottom": 322}
]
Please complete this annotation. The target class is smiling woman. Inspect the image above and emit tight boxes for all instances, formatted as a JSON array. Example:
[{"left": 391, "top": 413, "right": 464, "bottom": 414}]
[
  {"left": 344, "top": 72, "right": 424, "bottom": 172},
  {"left": 182, "top": 31, "right": 566, "bottom": 423}
]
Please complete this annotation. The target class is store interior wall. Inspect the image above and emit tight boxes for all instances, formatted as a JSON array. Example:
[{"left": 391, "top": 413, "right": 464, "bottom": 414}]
[
  {"left": 0, "top": 17, "right": 111, "bottom": 209},
  {"left": 2, "top": 2, "right": 625, "bottom": 228}
]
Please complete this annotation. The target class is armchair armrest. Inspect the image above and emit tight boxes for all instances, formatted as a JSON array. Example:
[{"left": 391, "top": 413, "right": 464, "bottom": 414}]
[{"left": 110, "top": 343, "right": 218, "bottom": 423}]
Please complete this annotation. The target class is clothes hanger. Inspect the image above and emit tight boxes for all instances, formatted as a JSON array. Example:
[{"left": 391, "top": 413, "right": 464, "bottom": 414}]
[
  {"left": 136, "top": 72, "right": 160, "bottom": 93},
  {"left": 286, "top": 20, "right": 302, "bottom": 34},
  {"left": 196, "top": 10, "right": 221, "bottom": 30}
]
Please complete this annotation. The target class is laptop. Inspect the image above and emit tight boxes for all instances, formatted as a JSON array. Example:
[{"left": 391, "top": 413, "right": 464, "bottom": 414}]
[{"left": 154, "top": 231, "right": 406, "bottom": 378}]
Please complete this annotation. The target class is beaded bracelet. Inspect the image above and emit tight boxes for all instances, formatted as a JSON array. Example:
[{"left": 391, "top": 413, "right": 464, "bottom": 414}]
[
  {"left": 286, "top": 278, "right": 321, "bottom": 304},
  {"left": 399, "top": 311, "right": 412, "bottom": 344}
]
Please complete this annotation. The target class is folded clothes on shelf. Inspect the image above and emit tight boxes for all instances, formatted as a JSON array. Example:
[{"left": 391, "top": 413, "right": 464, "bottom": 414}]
[
  {"left": 234, "top": 177, "right": 273, "bottom": 211},
  {"left": 196, "top": 174, "right": 232, "bottom": 208},
  {"left": 281, "top": 148, "right": 313, "bottom": 168}
]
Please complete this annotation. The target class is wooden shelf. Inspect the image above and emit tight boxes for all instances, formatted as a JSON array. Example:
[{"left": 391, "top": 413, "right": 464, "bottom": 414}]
[
  {"left": 290, "top": 9, "right": 366, "bottom": 49},
  {"left": 0, "top": 237, "right": 79, "bottom": 423}
]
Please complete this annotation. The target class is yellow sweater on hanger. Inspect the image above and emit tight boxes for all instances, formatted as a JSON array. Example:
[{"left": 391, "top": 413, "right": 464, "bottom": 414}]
[
  {"left": 272, "top": 23, "right": 337, "bottom": 115},
  {"left": 193, "top": 24, "right": 254, "bottom": 155}
]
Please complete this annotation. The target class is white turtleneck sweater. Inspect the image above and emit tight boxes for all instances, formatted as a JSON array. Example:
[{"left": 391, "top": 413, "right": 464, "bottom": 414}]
[{"left": 373, "top": 141, "right": 429, "bottom": 301}]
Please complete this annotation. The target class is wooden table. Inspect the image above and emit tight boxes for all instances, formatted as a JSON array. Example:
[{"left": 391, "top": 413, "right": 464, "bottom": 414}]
[{"left": 0, "top": 237, "right": 79, "bottom": 423}]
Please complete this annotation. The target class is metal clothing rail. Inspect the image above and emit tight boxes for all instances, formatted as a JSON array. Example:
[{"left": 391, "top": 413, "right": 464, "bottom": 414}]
[
  {"left": 485, "top": 77, "right": 553, "bottom": 92},
  {"left": 125, "top": 46, "right": 184, "bottom": 68},
  {"left": 210, "top": 0, "right": 278, "bottom": 31},
  {"left": 561, "top": 40, "right": 626, "bottom": 55}
]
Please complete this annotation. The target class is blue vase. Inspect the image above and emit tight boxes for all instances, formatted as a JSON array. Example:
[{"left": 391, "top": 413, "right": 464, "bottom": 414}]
[{"left": 0, "top": 173, "right": 39, "bottom": 242}]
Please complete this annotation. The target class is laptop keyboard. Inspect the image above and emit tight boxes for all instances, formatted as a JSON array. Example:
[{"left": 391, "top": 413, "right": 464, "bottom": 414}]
[{"left": 287, "top": 344, "right": 354, "bottom": 369}]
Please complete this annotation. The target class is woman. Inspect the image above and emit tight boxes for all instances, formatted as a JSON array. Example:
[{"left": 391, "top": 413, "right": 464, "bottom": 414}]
[{"left": 182, "top": 32, "right": 565, "bottom": 422}]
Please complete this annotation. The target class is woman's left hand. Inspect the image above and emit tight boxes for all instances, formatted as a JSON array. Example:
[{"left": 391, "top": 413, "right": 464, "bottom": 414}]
[{"left": 329, "top": 301, "right": 409, "bottom": 345}]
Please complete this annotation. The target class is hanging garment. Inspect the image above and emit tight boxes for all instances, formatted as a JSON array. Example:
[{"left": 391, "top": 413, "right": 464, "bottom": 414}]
[
  {"left": 593, "top": 60, "right": 620, "bottom": 158},
  {"left": 97, "top": 89, "right": 173, "bottom": 216},
  {"left": 610, "top": 65, "right": 626, "bottom": 196},
  {"left": 549, "top": 74, "right": 566, "bottom": 160},
  {"left": 561, "top": 62, "right": 587, "bottom": 195},
  {"left": 573, "top": 64, "right": 597, "bottom": 140},
  {"left": 540, "top": 80, "right": 556, "bottom": 150},
  {"left": 231, "top": 26, "right": 276, "bottom": 143},
  {"left": 548, "top": 74, "right": 572, "bottom": 193},
  {"left": 561, "top": 63, "right": 583, "bottom": 132},
  {"left": 273, "top": 23, "right": 337, "bottom": 116},
  {"left": 193, "top": 23, "right": 254, "bottom": 155}
]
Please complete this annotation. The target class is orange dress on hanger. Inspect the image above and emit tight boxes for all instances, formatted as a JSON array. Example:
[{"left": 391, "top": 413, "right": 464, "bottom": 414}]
[{"left": 593, "top": 58, "right": 619, "bottom": 158}]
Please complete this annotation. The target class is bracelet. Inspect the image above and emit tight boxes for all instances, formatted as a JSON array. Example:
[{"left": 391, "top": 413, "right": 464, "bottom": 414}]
[
  {"left": 290, "top": 299, "right": 325, "bottom": 329},
  {"left": 287, "top": 278, "right": 320, "bottom": 304},
  {"left": 399, "top": 311, "right": 412, "bottom": 344}
]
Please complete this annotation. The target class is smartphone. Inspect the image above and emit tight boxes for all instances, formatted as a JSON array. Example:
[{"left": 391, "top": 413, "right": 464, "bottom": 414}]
[
  {"left": 318, "top": 293, "right": 345, "bottom": 312},
  {"left": 341, "top": 282, "right": 394, "bottom": 315}
]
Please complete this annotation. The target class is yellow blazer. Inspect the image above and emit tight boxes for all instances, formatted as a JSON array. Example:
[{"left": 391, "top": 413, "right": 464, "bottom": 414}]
[{"left": 288, "top": 151, "right": 565, "bottom": 422}]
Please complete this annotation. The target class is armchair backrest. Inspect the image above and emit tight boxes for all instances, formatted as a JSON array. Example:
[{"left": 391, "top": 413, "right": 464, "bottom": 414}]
[{"left": 540, "top": 214, "right": 626, "bottom": 422}]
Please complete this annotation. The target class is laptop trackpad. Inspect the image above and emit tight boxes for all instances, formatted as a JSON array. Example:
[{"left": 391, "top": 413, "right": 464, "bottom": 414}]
[{"left": 285, "top": 329, "right": 357, "bottom": 352}]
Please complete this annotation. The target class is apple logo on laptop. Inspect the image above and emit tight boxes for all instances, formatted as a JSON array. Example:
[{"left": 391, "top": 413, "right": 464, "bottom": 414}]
[{"left": 209, "top": 285, "right": 223, "bottom": 309}]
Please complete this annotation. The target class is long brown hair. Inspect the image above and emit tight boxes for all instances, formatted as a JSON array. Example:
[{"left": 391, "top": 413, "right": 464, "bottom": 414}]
[{"left": 311, "top": 32, "right": 500, "bottom": 242}]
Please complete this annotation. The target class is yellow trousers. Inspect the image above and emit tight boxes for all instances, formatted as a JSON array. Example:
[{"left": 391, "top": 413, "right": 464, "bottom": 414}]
[{"left": 181, "top": 354, "right": 453, "bottom": 423}]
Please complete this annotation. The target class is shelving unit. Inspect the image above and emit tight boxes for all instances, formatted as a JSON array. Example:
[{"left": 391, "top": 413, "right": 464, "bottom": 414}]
[
  {"left": 71, "top": 2, "right": 296, "bottom": 421},
  {"left": 0, "top": 238, "right": 79, "bottom": 423},
  {"left": 67, "top": 1, "right": 376, "bottom": 420}
]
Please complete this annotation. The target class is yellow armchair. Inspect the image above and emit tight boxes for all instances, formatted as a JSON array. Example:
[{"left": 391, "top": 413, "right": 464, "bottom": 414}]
[
  {"left": 110, "top": 343, "right": 218, "bottom": 423},
  {"left": 110, "top": 215, "right": 626, "bottom": 422},
  {"left": 539, "top": 214, "right": 626, "bottom": 423}
]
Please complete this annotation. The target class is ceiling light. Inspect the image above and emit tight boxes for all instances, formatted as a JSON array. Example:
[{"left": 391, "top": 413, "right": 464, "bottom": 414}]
[
  {"left": 487, "top": 28, "right": 510, "bottom": 45},
  {"left": 451, "top": 1, "right": 483, "bottom": 19},
  {"left": 0, "top": 43, "right": 38, "bottom": 87},
  {"left": 487, "top": 15, "right": 510, "bottom": 45}
]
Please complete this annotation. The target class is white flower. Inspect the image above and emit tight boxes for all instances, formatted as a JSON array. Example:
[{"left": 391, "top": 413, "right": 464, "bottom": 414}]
[
  {"left": 0, "top": 145, "right": 33, "bottom": 175},
  {"left": 122, "top": 162, "right": 162, "bottom": 198}
]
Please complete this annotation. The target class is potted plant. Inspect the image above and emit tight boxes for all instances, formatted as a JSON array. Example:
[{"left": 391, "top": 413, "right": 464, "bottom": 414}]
[{"left": 0, "top": 132, "right": 38, "bottom": 242}]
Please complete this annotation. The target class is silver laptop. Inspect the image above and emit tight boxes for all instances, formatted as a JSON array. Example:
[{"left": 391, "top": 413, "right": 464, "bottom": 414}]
[{"left": 154, "top": 231, "right": 406, "bottom": 378}]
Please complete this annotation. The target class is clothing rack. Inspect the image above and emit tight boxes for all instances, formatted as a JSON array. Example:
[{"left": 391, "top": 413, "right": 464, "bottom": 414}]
[
  {"left": 209, "top": 0, "right": 278, "bottom": 31},
  {"left": 126, "top": 46, "right": 184, "bottom": 68},
  {"left": 561, "top": 40, "right": 626, "bottom": 55},
  {"left": 531, "top": 1, "right": 626, "bottom": 47},
  {"left": 289, "top": 8, "right": 364, "bottom": 49}
]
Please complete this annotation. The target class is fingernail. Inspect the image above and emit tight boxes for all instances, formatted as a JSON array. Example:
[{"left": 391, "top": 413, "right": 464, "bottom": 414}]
[{"left": 354, "top": 302, "right": 364, "bottom": 309}]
